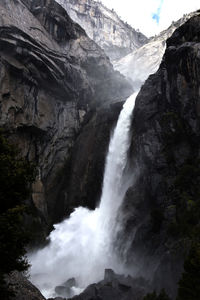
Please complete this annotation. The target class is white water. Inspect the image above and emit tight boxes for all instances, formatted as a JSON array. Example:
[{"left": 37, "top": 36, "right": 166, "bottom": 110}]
[{"left": 29, "top": 92, "right": 138, "bottom": 298}]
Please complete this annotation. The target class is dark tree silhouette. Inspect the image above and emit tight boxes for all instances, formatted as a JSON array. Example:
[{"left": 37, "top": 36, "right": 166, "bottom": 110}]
[{"left": 0, "top": 131, "right": 36, "bottom": 298}]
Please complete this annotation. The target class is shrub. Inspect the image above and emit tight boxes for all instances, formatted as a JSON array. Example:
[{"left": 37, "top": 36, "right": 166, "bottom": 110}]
[
  {"left": 177, "top": 243, "right": 200, "bottom": 300},
  {"left": 0, "top": 131, "right": 36, "bottom": 298},
  {"left": 144, "top": 289, "right": 170, "bottom": 300}
]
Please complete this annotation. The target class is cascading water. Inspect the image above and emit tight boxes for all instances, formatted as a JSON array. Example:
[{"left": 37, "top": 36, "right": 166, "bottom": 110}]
[{"left": 29, "top": 92, "right": 138, "bottom": 299}]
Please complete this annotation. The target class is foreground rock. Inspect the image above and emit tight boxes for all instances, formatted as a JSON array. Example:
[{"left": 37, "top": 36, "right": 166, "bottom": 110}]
[
  {"left": 55, "top": 277, "right": 77, "bottom": 298},
  {"left": 6, "top": 271, "right": 66, "bottom": 300},
  {"left": 47, "top": 297, "right": 66, "bottom": 300},
  {"left": 6, "top": 271, "right": 45, "bottom": 300},
  {"left": 6, "top": 269, "right": 149, "bottom": 300},
  {"left": 69, "top": 269, "right": 149, "bottom": 300}
]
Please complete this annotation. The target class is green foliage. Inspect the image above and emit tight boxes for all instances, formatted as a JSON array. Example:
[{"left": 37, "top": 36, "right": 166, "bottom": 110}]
[
  {"left": 161, "top": 112, "right": 184, "bottom": 144},
  {"left": 0, "top": 130, "right": 36, "bottom": 298},
  {"left": 177, "top": 243, "right": 200, "bottom": 300},
  {"left": 160, "top": 111, "right": 200, "bottom": 241},
  {"left": 0, "top": 206, "right": 30, "bottom": 274},
  {"left": 0, "top": 132, "right": 36, "bottom": 214},
  {"left": 161, "top": 111, "right": 185, "bottom": 163},
  {"left": 168, "top": 160, "right": 200, "bottom": 240},
  {"left": 144, "top": 291, "right": 157, "bottom": 300},
  {"left": 143, "top": 289, "right": 171, "bottom": 300},
  {"left": 150, "top": 208, "right": 165, "bottom": 233},
  {"left": 159, "top": 111, "right": 200, "bottom": 300}
]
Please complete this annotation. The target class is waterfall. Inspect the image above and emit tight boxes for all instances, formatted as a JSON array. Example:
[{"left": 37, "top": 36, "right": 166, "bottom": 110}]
[{"left": 29, "top": 92, "right": 138, "bottom": 299}]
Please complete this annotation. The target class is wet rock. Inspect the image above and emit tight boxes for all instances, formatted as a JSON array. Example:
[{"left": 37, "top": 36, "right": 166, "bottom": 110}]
[
  {"left": 0, "top": 0, "right": 133, "bottom": 231},
  {"left": 48, "top": 101, "right": 123, "bottom": 214},
  {"left": 104, "top": 269, "right": 115, "bottom": 281},
  {"left": 115, "top": 11, "right": 200, "bottom": 299},
  {"left": 5, "top": 271, "right": 46, "bottom": 300},
  {"left": 64, "top": 278, "right": 77, "bottom": 288},
  {"left": 55, "top": 277, "right": 77, "bottom": 298},
  {"left": 48, "top": 298, "right": 66, "bottom": 300},
  {"left": 70, "top": 269, "right": 149, "bottom": 300}
]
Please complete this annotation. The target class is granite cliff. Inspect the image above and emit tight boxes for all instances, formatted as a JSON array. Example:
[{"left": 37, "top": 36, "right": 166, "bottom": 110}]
[
  {"left": 1, "top": 0, "right": 200, "bottom": 299},
  {"left": 0, "top": 0, "right": 133, "bottom": 234},
  {"left": 56, "top": 0, "right": 147, "bottom": 61},
  {"left": 53, "top": 11, "right": 200, "bottom": 300},
  {"left": 115, "top": 11, "right": 200, "bottom": 299},
  {"left": 114, "top": 11, "right": 198, "bottom": 88}
]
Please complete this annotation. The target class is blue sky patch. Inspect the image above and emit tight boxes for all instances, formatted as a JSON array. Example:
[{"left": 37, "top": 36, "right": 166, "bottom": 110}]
[{"left": 152, "top": 0, "right": 164, "bottom": 24}]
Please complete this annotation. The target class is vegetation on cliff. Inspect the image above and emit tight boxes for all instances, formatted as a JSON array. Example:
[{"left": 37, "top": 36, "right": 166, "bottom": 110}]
[
  {"left": 0, "top": 131, "right": 36, "bottom": 298},
  {"left": 143, "top": 289, "right": 170, "bottom": 300},
  {"left": 177, "top": 242, "right": 200, "bottom": 300}
]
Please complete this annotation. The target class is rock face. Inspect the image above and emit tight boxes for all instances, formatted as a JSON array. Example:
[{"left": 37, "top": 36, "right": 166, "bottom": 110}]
[
  {"left": 55, "top": 277, "right": 77, "bottom": 298},
  {"left": 6, "top": 271, "right": 46, "bottom": 300},
  {"left": 0, "top": 0, "right": 133, "bottom": 227},
  {"left": 115, "top": 12, "right": 200, "bottom": 299},
  {"left": 114, "top": 11, "right": 198, "bottom": 88},
  {"left": 70, "top": 269, "right": 149, "bottom": 300},
  {"left": 56, "top": 0, "right": 147, "bottom": 61},
  {"left": 48, "top": 101, "right": 123, "bottom": 218},
  {"left": 2, "top": 1, "right": 200, "bottom": 299}
]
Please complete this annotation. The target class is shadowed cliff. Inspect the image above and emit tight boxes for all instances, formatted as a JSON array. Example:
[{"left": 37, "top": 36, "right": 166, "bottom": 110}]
[
  {"left": 116, "top": 11, "right": 200, "bottom": 299},
  {"left": 0, "top": 0, "right": 133, "bottom": 232}
]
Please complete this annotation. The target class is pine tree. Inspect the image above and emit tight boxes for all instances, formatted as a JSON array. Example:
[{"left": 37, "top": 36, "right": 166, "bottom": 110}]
[
  {"left": 0, "top": 131, "right": 36, "bottom": 298},
  {"left": 143, "top": 289, "right": 170, "bottom": 300},
  {"left": 177, "top": 243, "right": 200, "bottom": 300}
]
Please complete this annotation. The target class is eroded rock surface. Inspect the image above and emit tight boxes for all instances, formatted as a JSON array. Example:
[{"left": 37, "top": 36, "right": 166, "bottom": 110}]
[
  {"left": 48, "top": 101, "right": 123, "bottom": 218},
  {"left": 115, "top": 12, "right": 200, "bottom": 299},
  {"left": 6, "top": 271, "right": 46, "bottom": 300},
  {"left": 114, "top": 11, "right": 199, "bottom": 88},
  {"left": 0, "top": 0, "right": 133, "bottom": 229},
  {"left": 70, "top": 269, "right": 149, "bottom": 300},
  {"left": 56, "top": 0, "right": 147, "bottom": 61}
]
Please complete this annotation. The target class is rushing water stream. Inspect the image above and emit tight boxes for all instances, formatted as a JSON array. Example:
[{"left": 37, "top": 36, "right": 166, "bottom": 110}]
[{"left": 29, "top": 92, "right": 138, "bottom": 298}]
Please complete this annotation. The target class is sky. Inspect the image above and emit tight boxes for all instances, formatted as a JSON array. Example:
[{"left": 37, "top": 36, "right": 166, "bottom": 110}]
[{"left": 100, "top": 0, "right": 199, "bottom": 37}]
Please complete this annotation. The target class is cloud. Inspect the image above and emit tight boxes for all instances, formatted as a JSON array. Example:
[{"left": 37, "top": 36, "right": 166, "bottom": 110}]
[{"left": 100, "top": 0, "right": 200, "bottom": 37}]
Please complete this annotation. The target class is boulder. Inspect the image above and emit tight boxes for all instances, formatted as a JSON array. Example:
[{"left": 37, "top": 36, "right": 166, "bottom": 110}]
[
  {"left": 6, "top": 271, "right": 46, "bottom": 300},
  {"left": 55, "top": 277, "right": 77, "bottom": 298},
  {"left": 69, "top": 269, "right": 149, "bottom": 300}
]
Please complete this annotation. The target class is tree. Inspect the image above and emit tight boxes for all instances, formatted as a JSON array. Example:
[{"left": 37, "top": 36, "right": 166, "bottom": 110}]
[
  {"left": 144, "top": 289, "right": 170, "bottom": 300},
  {"left": 176, "top": 243, "right": 200, "bottom": 300},
  {"left": 0, "top": 131, "right": 36, "bottom": 298}
]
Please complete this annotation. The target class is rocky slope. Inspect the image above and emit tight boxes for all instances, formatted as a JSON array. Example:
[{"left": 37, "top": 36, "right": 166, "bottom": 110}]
[
  {"left": 56, "top": 0, "right": 147, "bottom": 61},
  {"left": 114, "top": 11, "right": 200, "bottom": 299},
  {"left": 114, "top": 11, "right": 198, "bottom": 88},
  {"left": 6, "top": 271, "right": 46, "bottom": 300},
  {"left": 0, "top": 0, "right": 133, "bottom": 232},
  {"left": 69, "top": 269, "right": 149, "bottom": 300},
  {"left": 6, "top": 269, "right": 147, "bottom": 300}
]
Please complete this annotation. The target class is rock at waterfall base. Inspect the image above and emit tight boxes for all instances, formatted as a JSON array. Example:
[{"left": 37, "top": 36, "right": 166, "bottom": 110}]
[
  {"left": 55, "top": 277, "right": 77, "bottom": 298},
  {"left": 5, "top": 271, "right": 45, "bottom": 300},
  {"left": 69, "top": 269, "right": 149, "bottom": 300}
]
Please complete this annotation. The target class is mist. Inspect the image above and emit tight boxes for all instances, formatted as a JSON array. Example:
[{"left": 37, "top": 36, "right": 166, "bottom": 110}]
[{"left": 28, "top": 92, "right": 138, "bottom": 299}]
